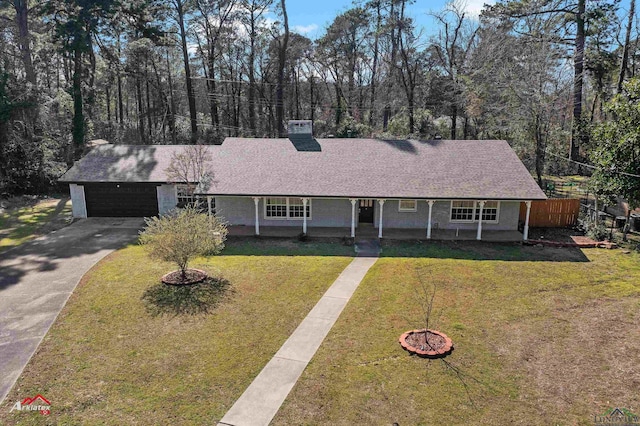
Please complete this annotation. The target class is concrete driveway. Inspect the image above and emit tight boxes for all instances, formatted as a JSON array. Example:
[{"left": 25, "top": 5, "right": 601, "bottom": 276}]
[{"left": 0, "top": 218, "right": 143, "bottom": 404}]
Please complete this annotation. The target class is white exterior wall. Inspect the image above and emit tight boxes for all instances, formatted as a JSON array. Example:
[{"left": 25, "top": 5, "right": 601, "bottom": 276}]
[
  {"left": 157, "top": 184, "right": 178, "bottom": 215},
  {"left": 69, "top": 184, "right": 87, "bottom": 218},
  {"left": 215, "top": 197, "right": 352, "bottom": 227}
]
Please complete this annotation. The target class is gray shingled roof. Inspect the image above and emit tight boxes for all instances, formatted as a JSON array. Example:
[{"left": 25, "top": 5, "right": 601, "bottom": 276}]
[{"left": 59, "top": 138, "right": 546, "bottom": 200}]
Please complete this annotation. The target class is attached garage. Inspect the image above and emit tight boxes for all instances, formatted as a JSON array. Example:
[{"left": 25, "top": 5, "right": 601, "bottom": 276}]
[{"left": 84, "top": 183, "right": 159, "bottom": 217}]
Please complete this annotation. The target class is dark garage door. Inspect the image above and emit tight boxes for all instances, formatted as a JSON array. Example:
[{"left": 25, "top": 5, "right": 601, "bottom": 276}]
[{"left": 84, "top": 183, "right": 159, "bottom": 217}]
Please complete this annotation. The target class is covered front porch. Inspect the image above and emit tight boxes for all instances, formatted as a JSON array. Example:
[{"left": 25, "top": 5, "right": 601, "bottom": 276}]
[
  {"left": 227, "top": 224, "right": 524, "bottom": 242},
  {"left": 210, "top": 196, "right": 534, "bottom": 242}
]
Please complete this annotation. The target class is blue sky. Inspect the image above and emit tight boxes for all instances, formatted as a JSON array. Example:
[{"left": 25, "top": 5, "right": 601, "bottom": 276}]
[
  {"left": 285, "top": 0, "right": 634, "bottom": 40},
  {"left": 285, "top": 0, "right": 494, "bottom": 39}
]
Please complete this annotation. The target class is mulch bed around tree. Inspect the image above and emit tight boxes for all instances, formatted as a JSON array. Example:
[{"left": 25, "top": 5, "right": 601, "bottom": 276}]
[
  {"left": 162, "top": 268, "right": 208, "bottom": 286},
  {"left": 399, "top": 329, "right": 453, "bottom": 358}
]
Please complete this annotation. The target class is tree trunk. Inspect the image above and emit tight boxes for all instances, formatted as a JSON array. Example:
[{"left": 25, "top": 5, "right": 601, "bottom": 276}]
[
  {"left": 408, "top": 90, "right": 414, "bottom": 134},
  {"left": 248, "top": 18, "right": 257, "bottom": 134},
  {"left": 176, "top": 0, "right": 198, "bottom": 142},
  {"left": 117, "top": 34, "right": 124, "bottom": 124},
  {"left": 275, "top": 0, "right": 289, "bottom": 137},
  {"left": 450, "top": 104, "right": 457, "bottom": 139},
  {"left": 14, "top": 0, "right": 36, "bottom": 86},
  {"left": 71, "top": 46, "right": 84, "bottom": 163},
  {"left": 617, "top": 0, "right": 635, "bottom": 93},
  {"left": 106, "top": 85, "right": 111, "bottom": 123},
  {"left": 570, "top": 0, "right": 585, "bottom": 163},
  {"left": 166, "top": 50, "right": 177, "bottom": 144},
  {"left": 136, "top": 77, "right": 145, "bottom": 143},
  {"left": 369, "top": 1, "right": 381, "bottom": 127},
  {"left": 309, "top": 76, "right": 315, "bottom": 123},
  {"left": 534, "top": 115, "right": 545, "bottom": 186}
]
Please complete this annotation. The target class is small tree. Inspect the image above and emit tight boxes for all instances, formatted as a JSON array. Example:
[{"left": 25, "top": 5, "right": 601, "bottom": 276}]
[
  {"left": 165, "top": 144, "right": 214, "bottom": 204},
  {"left": 139, "top": 205, "right": 227, "bottom": 280}
]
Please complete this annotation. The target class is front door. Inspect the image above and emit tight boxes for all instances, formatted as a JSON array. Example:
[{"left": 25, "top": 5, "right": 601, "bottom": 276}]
[{"left": 359, "top": 199, "right": 374, "bottom": 223}]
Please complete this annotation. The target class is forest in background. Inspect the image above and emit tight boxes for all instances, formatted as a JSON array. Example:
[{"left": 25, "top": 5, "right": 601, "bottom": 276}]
[{"left": 0, "top": 0, "right": 638, "bottom": 198}]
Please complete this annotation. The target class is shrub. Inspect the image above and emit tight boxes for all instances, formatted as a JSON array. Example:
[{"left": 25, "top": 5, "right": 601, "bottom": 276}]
[{"left": 139, "top": 205, "right": 228, "bottom": 279}]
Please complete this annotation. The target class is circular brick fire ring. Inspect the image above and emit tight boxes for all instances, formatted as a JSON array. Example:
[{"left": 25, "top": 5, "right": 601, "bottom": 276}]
[{"left": 399, "top": 329, "right": 453, "bottom": 358}]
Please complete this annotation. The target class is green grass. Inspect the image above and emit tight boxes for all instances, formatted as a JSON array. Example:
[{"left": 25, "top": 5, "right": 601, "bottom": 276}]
[
  {"left": 0, "top": 243, "right": 352, "bottom": 425},
  {"left": 543, "top": 175, "right": 590, "bottom": 199},
  {"left": 0, "top": 197, "right": 71, "bottom": 251},
  {"left": 273, "top": 244, "right": 640, "bottom": 425}
]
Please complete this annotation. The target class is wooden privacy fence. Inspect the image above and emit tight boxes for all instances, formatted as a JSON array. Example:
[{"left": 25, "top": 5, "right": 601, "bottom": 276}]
[{"left": 519, "top": 199, "right": 580, "bottom": 228}]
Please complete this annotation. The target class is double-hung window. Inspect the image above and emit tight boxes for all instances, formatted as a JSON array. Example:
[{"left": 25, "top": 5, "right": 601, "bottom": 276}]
[
  {"left": 450, "top": 200, "right": 500, "bottom": 223},
  {"left": 450, "top": 200, "right": 475, "bottom": 222},
  {"left": 265, "top": 197, "right": 288, "bottom": 218},
  {"left": 475, "top": 201, "right": 499, "bottom": 222},
  {"left": 288, "top": 197, "right": 311, "bottom": 218},
  {"left": 264, "top": 197, "right": 311, "bottom": 219}
]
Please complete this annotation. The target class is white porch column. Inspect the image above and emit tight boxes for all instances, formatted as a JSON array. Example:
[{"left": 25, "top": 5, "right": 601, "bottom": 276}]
[
  {"left": 253, "top": 197, "right": 260, "bottom": 235},
  {"left": 378, "top": 199, "right": 385, "bottom": 238},
  {"left": 207, "top": 196, "right": 212, "bottom": 216},
  {"left": 426, "top": 200, "right": 435, "bottom": 239},
  {"left": 349, "top": 199, "right": 357, "bottom": 238},
  {"left": 302, "top": 198, "right": 309, "bottom": 234},
  {"left": 476, "top": 200, "right": 485, "bottom": 241},
  {"left": 523, "top": 200, "right": 532, "bottom": 241}
]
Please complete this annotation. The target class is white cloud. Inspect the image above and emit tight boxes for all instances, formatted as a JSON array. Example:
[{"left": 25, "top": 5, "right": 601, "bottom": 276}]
[{"left": 292, "top": 24, "right": 319, "bottom": 35}]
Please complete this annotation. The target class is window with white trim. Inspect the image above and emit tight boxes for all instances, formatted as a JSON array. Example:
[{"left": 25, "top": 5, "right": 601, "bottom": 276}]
[
  {"left": 265, "top": 197, "right": 288, "bottom": 218},
  {"left": 475, "top": 201, "right": 499, "bottom": 222},
  {"left": 450, "top": 200, "right": 500, "bottom": 223},
  {"left": 264, "top": 197, "right": 311, "bottom": 219},
  {"left": 398, "top": 199, "right": 417, "bottom": 212},
  {"left": 450, "top": 200, "right": 475, "bottom": 221},
  {"left": 288, "top": 197, "right": 311, "bottom": 218}
]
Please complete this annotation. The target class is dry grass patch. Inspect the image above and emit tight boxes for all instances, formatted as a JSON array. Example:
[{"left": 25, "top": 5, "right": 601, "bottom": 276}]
[
  {"left": 0, "top": 244, "right": 352, "bottom": 425},
  {"left": 273, "top": 245, "right": 640, "bottom": 425}
]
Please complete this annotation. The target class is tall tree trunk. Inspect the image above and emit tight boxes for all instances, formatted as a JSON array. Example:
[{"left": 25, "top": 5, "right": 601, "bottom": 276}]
[
  {"left": 146, "top": 77, "right": 152, "bottom": 140},
  {"left": 166, "top": 50, "right": 177, "bottom": 144},
  {"left": 450, "top": 104, "right": 457, "bottom": 139},
  {"left": 248, "top": 18, "right": 257, "bottom": 134},
  {"left": 275, "top": 0, "right": 289, "bottom": 137},
  {"left": 570, "top": 0, "right": 585, "bottom": 163},
  {"left": 106, "top": 85, "right": 111, "bottom": 123},
  {"left": 617, "top": 0, "right": 635, "bottom": 93},
  {"left": 71, "top": 46, "right": 84, "bottom": 162},
  {"left": 136, "top": 77, "right": 145, "bottom": 143},
  {"left": 14, "top": 0, "right": 36, "bottom": 86},
  {"left": 14, "top": 0, "right": 37, "bottom": 131},
  {"left": 535, "top": 116, "right": 545, "bottom": 187},
  {"left": 176, "top": 0, "right": 198, "bottom": 142},
  {"left": 207, "top": 48, "right": 219, "bottom": 130},
  {"left": 117, "top": 35, "right": 124, "bottom": 124},
  {"left": 309, "top": 76, "right": 315, "bottom": 123}
]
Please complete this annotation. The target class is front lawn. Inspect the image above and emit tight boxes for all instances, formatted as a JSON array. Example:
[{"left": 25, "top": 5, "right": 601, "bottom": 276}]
[
  {"left": 0, "top": 242, "right": 352, "bottom": 424},
  {"left": 273, "top": 243, "right": 640, "bottom": 425},
  {"left": 0, "top": 196, "right": 71, "bottom": 251}
]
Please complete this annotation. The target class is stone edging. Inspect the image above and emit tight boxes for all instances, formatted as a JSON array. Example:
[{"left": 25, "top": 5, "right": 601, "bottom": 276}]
[{"left": 399, "top": 329, "right": 453, "bottom": 358}]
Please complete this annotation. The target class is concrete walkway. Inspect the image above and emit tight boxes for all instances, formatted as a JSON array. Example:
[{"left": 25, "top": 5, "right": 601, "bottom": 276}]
[
  {"left": 0, "top": 218, "right": 142, "bottom": 404},
  {"left": 219, "top": 249, "right": 379, "bottom": 426}
]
